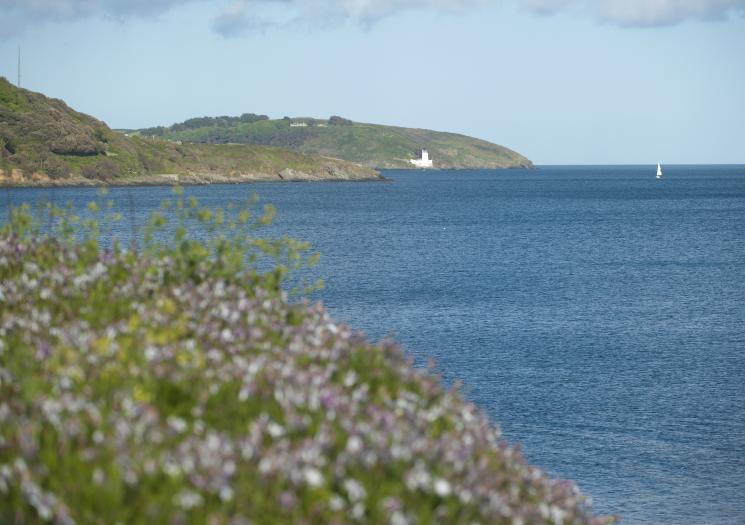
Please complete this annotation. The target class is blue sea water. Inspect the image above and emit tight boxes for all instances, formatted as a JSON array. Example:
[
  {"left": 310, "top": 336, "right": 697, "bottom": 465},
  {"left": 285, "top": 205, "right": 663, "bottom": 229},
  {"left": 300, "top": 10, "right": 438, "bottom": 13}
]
[{"left": 3, "top": 165, "right": 745, "bottom": 524}]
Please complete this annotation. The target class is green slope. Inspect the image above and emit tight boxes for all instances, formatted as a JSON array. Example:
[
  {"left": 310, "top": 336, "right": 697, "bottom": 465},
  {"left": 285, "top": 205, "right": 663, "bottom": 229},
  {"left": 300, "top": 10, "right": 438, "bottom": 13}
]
[
  {"left": 0, "top": 79, "right": 381, "bottom": 186},
  {"left": 138, "top": 116, "right": 533, "bottom": 170}
]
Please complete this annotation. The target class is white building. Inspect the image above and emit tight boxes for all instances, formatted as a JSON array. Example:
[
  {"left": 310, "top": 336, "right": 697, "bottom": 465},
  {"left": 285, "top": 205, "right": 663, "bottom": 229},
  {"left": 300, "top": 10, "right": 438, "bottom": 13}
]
[
  {"left": 410, "top": 149, "right": 433, "bottom": 168},
  {"left": 290, "top": 122, "right": 308, "bottom": 127}
]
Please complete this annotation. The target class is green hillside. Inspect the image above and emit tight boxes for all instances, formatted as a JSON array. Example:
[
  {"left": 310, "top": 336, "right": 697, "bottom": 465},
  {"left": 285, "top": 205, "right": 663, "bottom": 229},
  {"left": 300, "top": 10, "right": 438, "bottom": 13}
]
[
  {"left": 0, "top": 79, "right": 381, "bottom": 186},
  {"left": 138, "top": 116, "right": 534, "bottom": 170}
]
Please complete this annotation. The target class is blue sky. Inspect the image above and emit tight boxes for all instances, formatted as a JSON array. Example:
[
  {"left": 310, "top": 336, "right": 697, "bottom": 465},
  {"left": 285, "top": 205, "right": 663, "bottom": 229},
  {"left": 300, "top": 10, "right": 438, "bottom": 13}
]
[{"left": 0, "top": 0, "right": 743, "bottom": 164}]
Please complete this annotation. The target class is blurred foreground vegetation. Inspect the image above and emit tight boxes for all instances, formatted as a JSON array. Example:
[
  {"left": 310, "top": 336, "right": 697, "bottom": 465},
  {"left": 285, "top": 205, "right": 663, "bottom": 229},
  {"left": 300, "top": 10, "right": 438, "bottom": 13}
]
[{"left": 0, "top": 192, "right": 609, "bottom": 524}]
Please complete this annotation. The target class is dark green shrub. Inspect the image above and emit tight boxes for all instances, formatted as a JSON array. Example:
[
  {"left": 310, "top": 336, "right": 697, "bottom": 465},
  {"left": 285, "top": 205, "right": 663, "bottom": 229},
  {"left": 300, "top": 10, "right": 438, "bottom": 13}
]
[
  {"left": 10, "top": 148, "right": 43, "bottom": 176},
  {"left": 140, "top": 126, "right": 166, "bottom": 137},
  {"left": 136, "top": 148, "right": 165, "bottom": 174},
  {"left": 0, "top": 125, "right": 17, "bottom": 156},
  {"left": 94, "top": 127, "right": 110, "bottom": 144},
  {"left": 329, "top": 116, "right": 353, "bottom": 126},
  {"left": 240, "top": 113, "right": 269, "bottom": 124},
  {"left": 80, "top": 158, "right": 122, "bottom": 181},
  {"left": 40, "top": 155, "right": 71, "bottom": 179},
  {"left": 49, "top": 131, "right": 104, "bottom": 155}
]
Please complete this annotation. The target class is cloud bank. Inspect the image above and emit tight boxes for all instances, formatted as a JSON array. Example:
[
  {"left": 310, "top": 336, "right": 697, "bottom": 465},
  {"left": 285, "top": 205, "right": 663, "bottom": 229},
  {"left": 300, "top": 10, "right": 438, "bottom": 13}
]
[
  {"left": 0, "top": 0, "right": 203, "bottom": 37},
  {"left": 0, "top": 0, "right": 743, "bottom": 38},
  {"left": 0, "top": 0, "right": 200, "bottom": 21},
  {"left": 523, "top": 0, "right": 745, "bottom": 27},
  {"left": 210, "top": 0, "right": 745, "bottom": 37},
  {"left": 209, "top": 0, "right": 482, "bottom": 37}
]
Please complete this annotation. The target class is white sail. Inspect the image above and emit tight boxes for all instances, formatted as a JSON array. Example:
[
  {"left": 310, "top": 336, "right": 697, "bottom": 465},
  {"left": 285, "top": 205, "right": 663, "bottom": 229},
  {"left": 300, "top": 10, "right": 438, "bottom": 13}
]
[{"left": 656, "top": 163, "right": 663, "bottom": 179}]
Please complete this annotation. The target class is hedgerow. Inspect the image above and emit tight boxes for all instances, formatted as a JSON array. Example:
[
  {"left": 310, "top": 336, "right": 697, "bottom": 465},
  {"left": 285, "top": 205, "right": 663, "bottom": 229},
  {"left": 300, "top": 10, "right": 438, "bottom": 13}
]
[{"left": 0, "top": 191, "right": 611, "bottom": 524}]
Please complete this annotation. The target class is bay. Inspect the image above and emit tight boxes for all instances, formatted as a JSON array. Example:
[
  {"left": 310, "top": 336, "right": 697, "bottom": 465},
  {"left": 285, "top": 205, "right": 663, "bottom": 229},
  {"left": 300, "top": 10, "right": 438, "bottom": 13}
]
[{"left": 3, "top": 165, "right": 744, "bottom": 524}]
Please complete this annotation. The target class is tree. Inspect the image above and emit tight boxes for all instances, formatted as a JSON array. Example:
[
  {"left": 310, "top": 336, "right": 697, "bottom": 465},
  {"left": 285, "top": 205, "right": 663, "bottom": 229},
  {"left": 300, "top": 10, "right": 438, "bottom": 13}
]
[{"left": 329, "top": 115, "right": 352, "bottom": 126}]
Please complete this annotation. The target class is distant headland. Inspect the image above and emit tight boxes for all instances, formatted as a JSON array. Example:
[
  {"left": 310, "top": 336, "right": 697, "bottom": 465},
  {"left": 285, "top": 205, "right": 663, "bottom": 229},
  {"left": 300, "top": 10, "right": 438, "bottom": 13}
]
[
  {"left": 0, "top": 78, "right": 382, "bottom": 187},
  {"left": 134, "top": 115, "right": 534, "bottom": 170},
  {"left": 1, "top": 77, "right": 533, "bottom": 188}
]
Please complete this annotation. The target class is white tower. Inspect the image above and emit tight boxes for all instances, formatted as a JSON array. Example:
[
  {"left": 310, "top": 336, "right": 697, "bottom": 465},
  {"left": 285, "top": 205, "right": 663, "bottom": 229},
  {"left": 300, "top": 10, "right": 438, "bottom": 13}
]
[{"left": 410, "top": 149, "right": 433, "bottom": 168}]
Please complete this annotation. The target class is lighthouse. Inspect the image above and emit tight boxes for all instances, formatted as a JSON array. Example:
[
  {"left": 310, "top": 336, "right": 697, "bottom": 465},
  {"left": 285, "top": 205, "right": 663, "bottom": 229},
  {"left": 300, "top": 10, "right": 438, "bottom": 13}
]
[{"left": 409, "top": 149, "right": 433, "bottom": 168}]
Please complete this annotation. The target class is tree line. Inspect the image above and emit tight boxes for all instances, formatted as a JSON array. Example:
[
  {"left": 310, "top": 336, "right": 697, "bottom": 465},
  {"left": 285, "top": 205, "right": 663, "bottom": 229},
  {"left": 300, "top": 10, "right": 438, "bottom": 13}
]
[{"left": 140, "top": 113, "right": 270, "bottom": 137}]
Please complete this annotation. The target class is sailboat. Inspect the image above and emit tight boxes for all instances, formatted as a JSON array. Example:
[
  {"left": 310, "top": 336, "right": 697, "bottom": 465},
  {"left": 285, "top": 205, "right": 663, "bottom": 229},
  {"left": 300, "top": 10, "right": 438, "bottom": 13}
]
[{"left": 656, "top": 163, "right": 663, "bottom": 180}]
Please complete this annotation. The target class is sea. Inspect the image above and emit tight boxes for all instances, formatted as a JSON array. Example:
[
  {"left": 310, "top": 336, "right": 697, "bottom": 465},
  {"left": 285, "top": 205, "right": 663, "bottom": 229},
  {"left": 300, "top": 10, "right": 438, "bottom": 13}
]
[{"left": 3, "top": 165, "right": 744, "bottom": 524}]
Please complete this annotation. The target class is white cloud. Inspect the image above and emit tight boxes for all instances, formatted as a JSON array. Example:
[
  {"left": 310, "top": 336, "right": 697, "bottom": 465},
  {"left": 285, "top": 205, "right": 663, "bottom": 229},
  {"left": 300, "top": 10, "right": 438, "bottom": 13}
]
[
  {"left": 208, "top": 0, "right": 484, "bottom": 37},
  {"left": 521, "top": 0, "right": 573, "bottom": 16},
  {"left": 521, "top": 0, "right": 745, "bottom": 26},
  {"left": 0, "top": 0, "right": 200, "bottom": 39},
  {"left": 0, "top": 0, "right": 201, "bottom": 19},
  {"left": 0, "top": 0, "right": 743, "bottom": 38},
  {"left": 0, "top": 0, "right": 203, "bottom": 37},
  {"left": 0, "top": 0, "right": 481, "bottom": 37},
  {"left": 212, "top": 1, "right": 276, "bottom": 37},
  {"left": 214, "top": 0, "right": 745, "bottom": 36}
]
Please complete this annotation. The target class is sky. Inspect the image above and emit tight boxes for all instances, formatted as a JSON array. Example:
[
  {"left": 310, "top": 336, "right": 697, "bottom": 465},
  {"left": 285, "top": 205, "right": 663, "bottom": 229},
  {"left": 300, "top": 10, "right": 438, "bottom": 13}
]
[{"left": 0, "top": 0, "right": 744, "bottom": 164}]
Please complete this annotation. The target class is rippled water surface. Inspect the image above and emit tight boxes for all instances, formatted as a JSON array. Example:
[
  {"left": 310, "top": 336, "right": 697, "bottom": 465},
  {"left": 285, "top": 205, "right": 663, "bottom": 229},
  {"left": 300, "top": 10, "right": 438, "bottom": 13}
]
[{"left": 4, "top": 165, "right": 745, "bottom": 524}]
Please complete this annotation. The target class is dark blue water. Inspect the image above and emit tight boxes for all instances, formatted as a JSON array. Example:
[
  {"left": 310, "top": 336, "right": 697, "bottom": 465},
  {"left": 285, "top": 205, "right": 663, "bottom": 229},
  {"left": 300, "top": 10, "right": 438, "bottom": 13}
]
[{"left": 3, "top": 165, "right": 745, "bottom": 524}]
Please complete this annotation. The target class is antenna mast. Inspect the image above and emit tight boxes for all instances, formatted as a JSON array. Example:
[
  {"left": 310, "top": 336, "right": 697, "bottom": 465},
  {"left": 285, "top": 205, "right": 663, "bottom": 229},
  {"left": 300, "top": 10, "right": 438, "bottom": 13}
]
[{"left": 17, "top": 45, "right": 21, "bottom": 88}]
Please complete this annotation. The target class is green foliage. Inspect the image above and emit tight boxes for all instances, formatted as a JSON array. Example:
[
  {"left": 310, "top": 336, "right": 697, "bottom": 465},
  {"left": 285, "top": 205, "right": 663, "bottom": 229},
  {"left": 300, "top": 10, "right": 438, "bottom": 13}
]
[
  {"left": 39, "top": 154, "right": 71, "bottom": 180},
  {"left": 0, "top": 77, "right": 110, "bottom": 178},
  {"left": 329, "top": 115, "right": 353, "bottom": 126},
  {"left": 140, "top": 114, "right": 270, "bottom": 137},
  {"left": 80, "top": 158, "right": 122, "bottom": 181},
  {"left": 0, "top": 79, "right": 378, "bottom": 184},
  {"left": 138, "top": 113, "right": 534, "bottom": 170},
  {"left": 0, "top": 123, "right": 18, "bottom": 156},
  {"left": 0, "top": 77, "right": 30, "bottom": 112},
  {"left": 3, "top": 189, "right": 320, "bottom": 297},
  {"left": 0, "top": 195, "right": 608, "bottom": 525}
]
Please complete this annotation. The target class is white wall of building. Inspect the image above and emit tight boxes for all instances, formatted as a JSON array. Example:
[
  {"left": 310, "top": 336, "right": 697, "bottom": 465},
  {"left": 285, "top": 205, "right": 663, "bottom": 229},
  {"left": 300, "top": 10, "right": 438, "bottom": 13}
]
[{"left": 410, "top": 149, "right": 433, "bottom": 168}]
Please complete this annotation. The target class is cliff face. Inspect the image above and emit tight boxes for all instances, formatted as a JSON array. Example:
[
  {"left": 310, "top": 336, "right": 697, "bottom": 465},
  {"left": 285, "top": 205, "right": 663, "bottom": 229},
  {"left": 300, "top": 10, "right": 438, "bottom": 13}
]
[
  {"left": 0, "top": 78, "right": 382, "bottom": 186},
  {"left": 138, "top": 117, "right": 534, "bottom": 170}
]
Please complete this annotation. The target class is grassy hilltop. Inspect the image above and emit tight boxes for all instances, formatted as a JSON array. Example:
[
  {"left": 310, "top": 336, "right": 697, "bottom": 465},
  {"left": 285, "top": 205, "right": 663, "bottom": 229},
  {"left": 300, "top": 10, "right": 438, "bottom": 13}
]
[
  {"left": 138, "top": 116, "right": 534, "bottom": 170},
  {"left": 0, "top": 78, "right": 381, "bottom": 186}
]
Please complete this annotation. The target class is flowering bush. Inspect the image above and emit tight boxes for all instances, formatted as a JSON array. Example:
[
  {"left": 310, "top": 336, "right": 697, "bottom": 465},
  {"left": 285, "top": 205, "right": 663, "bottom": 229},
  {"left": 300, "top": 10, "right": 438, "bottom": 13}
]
[{"left": 0, "top": 194, "right": 611, "bottom": 524}]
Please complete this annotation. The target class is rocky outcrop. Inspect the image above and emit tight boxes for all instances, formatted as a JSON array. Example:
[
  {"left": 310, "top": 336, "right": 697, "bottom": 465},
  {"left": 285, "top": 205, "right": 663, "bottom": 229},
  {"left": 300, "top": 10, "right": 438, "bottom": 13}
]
[{"left": 0, "top": 164, "right": 383, "bottom": 188}]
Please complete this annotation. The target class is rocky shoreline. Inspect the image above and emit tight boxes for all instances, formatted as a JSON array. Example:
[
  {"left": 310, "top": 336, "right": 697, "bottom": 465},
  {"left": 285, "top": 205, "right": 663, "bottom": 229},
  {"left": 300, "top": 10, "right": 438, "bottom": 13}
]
[{"left": 0, "top": 165, "right": 385, "bottom": 188}]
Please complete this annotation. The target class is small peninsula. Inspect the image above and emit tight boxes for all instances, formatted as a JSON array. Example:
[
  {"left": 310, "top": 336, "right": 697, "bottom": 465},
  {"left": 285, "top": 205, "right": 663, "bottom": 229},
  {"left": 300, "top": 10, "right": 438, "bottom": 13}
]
[
  {"left": 136, "top": 115, "right": 534, "bottom": 170},
  {"left": 0, "top": 78, "right": 382, "bottom": 187}
]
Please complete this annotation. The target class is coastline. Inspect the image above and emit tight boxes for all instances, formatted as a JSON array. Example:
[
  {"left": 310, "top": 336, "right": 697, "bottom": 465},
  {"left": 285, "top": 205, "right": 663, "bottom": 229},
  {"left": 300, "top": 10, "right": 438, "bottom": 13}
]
[
  {"left": 0, "top": 167, "right": 385, "bottom": 189},
  {"left": 376, "top": 165, "right": 535, "bottom": 171}
]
